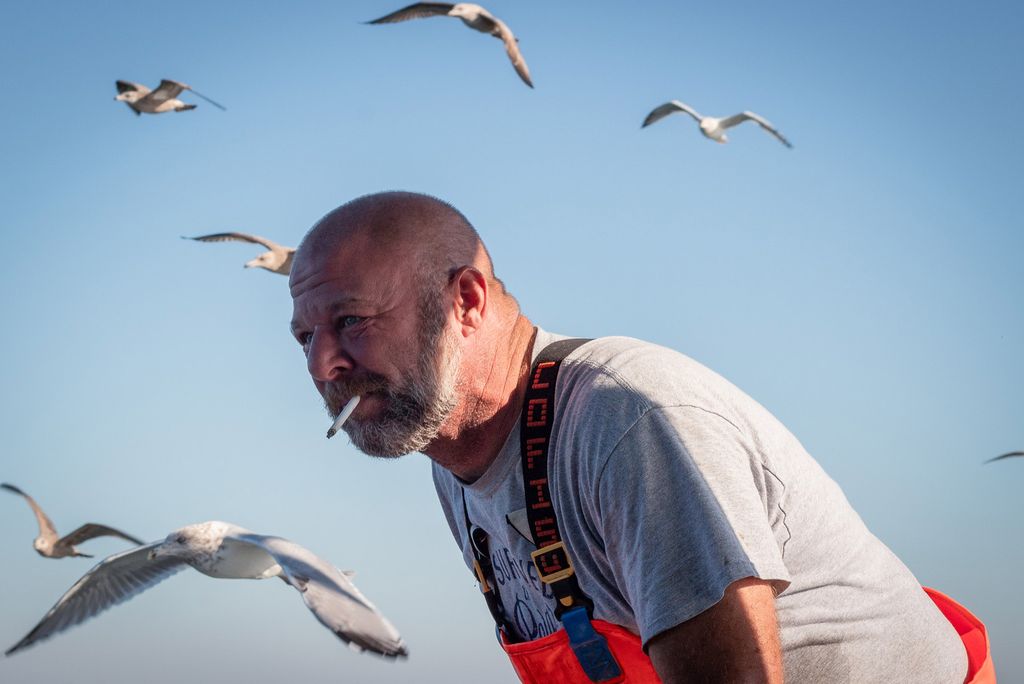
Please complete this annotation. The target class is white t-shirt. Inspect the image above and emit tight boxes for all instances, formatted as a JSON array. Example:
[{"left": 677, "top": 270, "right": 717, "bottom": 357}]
[{"left": 432, "top": 329, "right": 967, "bottom": 682}]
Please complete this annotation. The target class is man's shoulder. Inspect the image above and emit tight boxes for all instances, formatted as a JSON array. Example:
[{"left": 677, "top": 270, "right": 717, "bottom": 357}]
[
  {"left": 556, "top": 335, "right": 736, "bottom": 415},
  {"left": 544, "top": 335, "right": 745, "bottom": 476}
]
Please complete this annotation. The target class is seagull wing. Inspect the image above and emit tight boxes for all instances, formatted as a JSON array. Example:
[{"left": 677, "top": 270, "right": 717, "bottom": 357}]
[
  {"left": 719, "top": 111, "right": 793, "bottom": 148},
  {"left": 115, "top": 80, "right": 150, "bottom": 96},
  {"left": 144, "top": 79, "right": 189, "bottom": 105},
  {"left": 229, "top": 533, "right": 408, "bottom": 658},
  {"left": 184, "top": 232, "right": 283, "bottom": 251},
  {"left": 5, "top": 543, "right": 185, "bottom": 656},
  {"left": 1, "top": 483, "right": 60, "bottom": 545},
  {"left": 495, "top": 19, "right": 533, "bottom": 88},
  {"left": 985, "top": 451, "right": 1024, "bottom": 464},
  {"left": 642, "top": 100, "right": 701, "bottom": 128},
  {"left": 366, "top": 3, "right": 455, "bottom": 24},
  {"left": 59, "top": 523, "right": 146, "bottom": 548}
]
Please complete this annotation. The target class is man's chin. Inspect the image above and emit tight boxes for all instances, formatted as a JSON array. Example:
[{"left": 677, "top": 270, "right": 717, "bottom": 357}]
[
  {"left": 344, "top": 420, "right": 437, "bottom": 459},
  {"left": 348, "top": 439, "right": 416, "bottom": 459}
]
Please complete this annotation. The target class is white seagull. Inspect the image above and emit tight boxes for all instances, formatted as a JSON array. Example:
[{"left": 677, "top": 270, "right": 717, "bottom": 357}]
[
  {"left": 368, "top": 3, "right": 533, "bottom": 88},
  {"left": 184, "top": 232, "right": 296, "bottom": 275},
  {"left": 115, "top": 79, "right": 227, "bottom": 116},
  {"left": 642, "top": 100, "right": 793, "bottom": 148},
  {"left": 1, "top": 483, "right": 144, "bottom": 559},
  {"left": 6, "top": 521, "right": 408, "bottom": 659}
]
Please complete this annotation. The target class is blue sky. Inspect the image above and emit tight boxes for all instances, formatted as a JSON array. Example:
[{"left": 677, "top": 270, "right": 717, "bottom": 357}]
[{"left": 0, "top": 1, "right": 1021, "bottom": 681}]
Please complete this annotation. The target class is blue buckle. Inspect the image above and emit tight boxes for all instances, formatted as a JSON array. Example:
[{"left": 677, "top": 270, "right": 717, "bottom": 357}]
[{"left": 561, "top": 606, "right": 623, "bottom": 683}]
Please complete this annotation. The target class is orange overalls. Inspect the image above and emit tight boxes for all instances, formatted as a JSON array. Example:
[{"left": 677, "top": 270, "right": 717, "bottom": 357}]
[
  {"left": 494, "top": 590, "right": 993, "bottom": 683},
  {"left": 466, "top": 338, "right": 994, "bottom": 683}
]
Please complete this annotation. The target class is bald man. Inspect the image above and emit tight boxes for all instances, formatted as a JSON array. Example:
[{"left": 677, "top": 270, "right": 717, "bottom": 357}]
[{"left": 289, "top": 192, "right": 973, "bottom": 683}]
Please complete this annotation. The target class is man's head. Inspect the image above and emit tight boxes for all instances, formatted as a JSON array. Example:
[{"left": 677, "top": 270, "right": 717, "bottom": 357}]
[{"left": 289, "top": 191, "right": 510, "bottom": 458}]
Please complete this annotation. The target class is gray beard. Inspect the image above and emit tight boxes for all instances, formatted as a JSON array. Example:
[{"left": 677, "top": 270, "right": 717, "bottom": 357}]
[{"left": 324, "top": 327, "right": 462, "bottom": 458}]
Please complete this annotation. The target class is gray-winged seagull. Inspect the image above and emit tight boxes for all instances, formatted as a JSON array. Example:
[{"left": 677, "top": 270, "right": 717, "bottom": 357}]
[
  {"left": 643, "top": 100, "right": 793, "bottom": 148},
  {"left": 184, "top": 232, "right": 295, "bottom": 275},
  {"left": 1, "top": 483, "right": 144, "bottom": 559},
  {"left": 6, "top": 520, "right": 408, "bottom": 659},
  {"left": 368, "top": 3, "right": 533, "bottom": 88},
  {"left": 985, "top": 451, "right": 1024, "bottom": 464},
  {"left": 115, "top": 79, "right": 227, "bottom": 115}
]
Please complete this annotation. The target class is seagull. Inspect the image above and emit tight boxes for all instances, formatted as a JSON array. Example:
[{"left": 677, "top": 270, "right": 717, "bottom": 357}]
[
  {"left": 184, "top": 232, "right": 295, "bottom": 275},
  {"left": 115, "top": 79, "right": 227, "bottom": 116},
  {"left": 367, "top": 3, "right": 533, "bottom": 88},
  {"left": 642, "top": 100, "right": 793, "bottom": 148},
  {"left": 984, "top": 451, "right": 1024, "bottom": 464},
  {"left": 5, "top": 521, "right": 408, "bottom": 659},
  {"left": 1, "top": 483, "right": 144, "bottom": 559}
]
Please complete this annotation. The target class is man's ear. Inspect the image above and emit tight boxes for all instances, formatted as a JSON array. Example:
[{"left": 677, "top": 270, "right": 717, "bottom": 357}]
[{"left": 451, "top": 266, "right": 487, "bottom": 335}]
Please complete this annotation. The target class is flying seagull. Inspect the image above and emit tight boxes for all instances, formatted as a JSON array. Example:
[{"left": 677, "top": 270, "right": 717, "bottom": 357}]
[
  {"left": 6, "top": 521, "right": 408, "bottom": 659},
  {"left": 367, "top": 3, "right": 533, "bottom": 88},
  {"left": 642, "top": 100, "right": 792, "bottom": 148},
  {"left": 1, "top": 483, "right": 144, "bottom": 559},
  {"left": 184, "top": 232, "right": 295, "bottom": 275},
  {"left": 115, "top": 79, "right": 227, "bottom": 115},
  {"left": 984, "top": 451, "right": 1024, "bottom": 464}
]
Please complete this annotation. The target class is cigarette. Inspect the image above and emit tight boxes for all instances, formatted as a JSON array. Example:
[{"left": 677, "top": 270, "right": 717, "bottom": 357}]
[{"left": 326, "top": 395, "right": 360, "bottom": 439}]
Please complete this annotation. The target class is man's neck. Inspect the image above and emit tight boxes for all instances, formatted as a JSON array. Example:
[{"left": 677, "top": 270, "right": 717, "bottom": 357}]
[{"left": 425, "top": 315, "right": 536, "bottom": 482}]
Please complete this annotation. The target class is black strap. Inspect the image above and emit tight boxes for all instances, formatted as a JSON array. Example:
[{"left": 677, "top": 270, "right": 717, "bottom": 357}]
[
  {"left": 518, "top": 338, "right": 625, "bottom": 683},
  {"left": 520, "top": 338, "right": 593, "bottom": 618},
  {"left": 461, "top": 337, "right": 592, "bottom": 628},
  {"left": 466, "top": 337, "right": 624, "bottom": 681},
  {"left": 461, "top": 489, "right": 515, "bottom": 638}
]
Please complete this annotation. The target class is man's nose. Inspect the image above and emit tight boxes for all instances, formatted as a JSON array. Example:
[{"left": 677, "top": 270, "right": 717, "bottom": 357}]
[{"left": 306, "top": 327, "right": 353, "bottom": 383}]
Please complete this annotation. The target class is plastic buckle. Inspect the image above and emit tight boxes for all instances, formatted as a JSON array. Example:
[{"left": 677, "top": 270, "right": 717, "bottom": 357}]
[
  {"left": 531, "top": 541, "right": 575, "bottom": 584},
  {"left": 561, "top": 606, "right": 623, "bottom": 683}
]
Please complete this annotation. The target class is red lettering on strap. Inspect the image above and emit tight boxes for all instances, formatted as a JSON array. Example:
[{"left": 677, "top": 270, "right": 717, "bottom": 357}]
[
  {"left": 526, "top": 398, "right": 548, "bottom": 427},
  {"left": 532, "top": 361, "right": 557, "bottom": 390},
  {"left": 525, "top": 437, "right": 545, "bottom": 470}
]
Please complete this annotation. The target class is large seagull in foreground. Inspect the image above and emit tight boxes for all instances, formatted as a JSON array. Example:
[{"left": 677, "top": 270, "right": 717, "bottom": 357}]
[
  {"left": 642, "top": 100, "right": 793, "bottom": 148},
  {"left": 1, "top": 483, "right": 143, "bottom": 559},
  {"left": 367, "top": 3, "right": 533, "bottom": 88},
  {"left": 184, "top": 232, "right": 295, "bottom": 275},
  {"left": 6, "top": 521, "right": 408, "bottom": 659}
]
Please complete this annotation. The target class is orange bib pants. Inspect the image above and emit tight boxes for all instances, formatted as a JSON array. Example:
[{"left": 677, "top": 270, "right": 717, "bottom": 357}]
[{"left": 499, "top": 588, "right": 993, "bottom": 684}]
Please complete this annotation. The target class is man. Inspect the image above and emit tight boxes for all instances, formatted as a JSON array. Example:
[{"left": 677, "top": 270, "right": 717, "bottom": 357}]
[{"left": 289, "top": 191, "right": 976, "bottom": 683}]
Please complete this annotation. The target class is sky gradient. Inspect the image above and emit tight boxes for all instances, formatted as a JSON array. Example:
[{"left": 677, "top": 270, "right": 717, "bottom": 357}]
[{"left": 1, "top": 1, "right": 1021, "bottom": 681}]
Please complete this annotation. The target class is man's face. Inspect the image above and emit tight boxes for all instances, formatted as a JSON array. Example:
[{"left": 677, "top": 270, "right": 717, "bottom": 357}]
[{"left": 290, "top": 234, "right": 461, "bottom": 457}]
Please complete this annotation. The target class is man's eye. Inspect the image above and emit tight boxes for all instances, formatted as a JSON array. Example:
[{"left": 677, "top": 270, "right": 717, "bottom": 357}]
[{"left": 339, "top": 315, "right": 363, "bottom": 329}]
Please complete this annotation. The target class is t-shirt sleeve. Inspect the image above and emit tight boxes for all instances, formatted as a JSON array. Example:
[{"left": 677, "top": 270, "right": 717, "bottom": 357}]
[{"left": 595, "top": 405, "right": 792, "bottom": 646}]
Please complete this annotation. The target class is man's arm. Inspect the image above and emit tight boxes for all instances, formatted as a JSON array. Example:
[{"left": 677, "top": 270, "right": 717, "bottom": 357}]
[{"left": 646, "top": 577, "right": 784, "bottom": 684}]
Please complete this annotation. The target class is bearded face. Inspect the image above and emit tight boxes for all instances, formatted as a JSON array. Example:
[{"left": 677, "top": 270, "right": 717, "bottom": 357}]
[{"left": 322, "top": 287, "right": 461, "bottom": 457}]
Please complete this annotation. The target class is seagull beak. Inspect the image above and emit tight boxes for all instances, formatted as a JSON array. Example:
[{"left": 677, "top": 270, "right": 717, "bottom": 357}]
[{"left": 244, "top": 259, "right": 258, "bottom": 269}]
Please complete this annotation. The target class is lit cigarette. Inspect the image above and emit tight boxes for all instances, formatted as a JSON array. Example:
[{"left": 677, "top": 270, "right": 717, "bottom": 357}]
[{"left": 326, "top": 395, "right": 360, "bottom": 439}]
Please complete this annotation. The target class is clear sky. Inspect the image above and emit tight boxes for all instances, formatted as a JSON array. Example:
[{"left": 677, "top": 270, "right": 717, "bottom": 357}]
[{"left": 1, "top": 0, "right": 1021, "bottom": 681}]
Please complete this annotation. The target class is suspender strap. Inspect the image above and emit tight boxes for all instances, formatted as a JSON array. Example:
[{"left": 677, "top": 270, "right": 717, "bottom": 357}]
[
  {"left": 521, "top": 338, "right": 593, "bottom": 618},
  {"left": 463, "top": 336, "right": 623, "bottom": 682},
  {"left": 461, "top": 489, "right": 515, "bottom": 640},
  {"left": 520, "top": 338, "right": 623, "bottom": 683}
]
